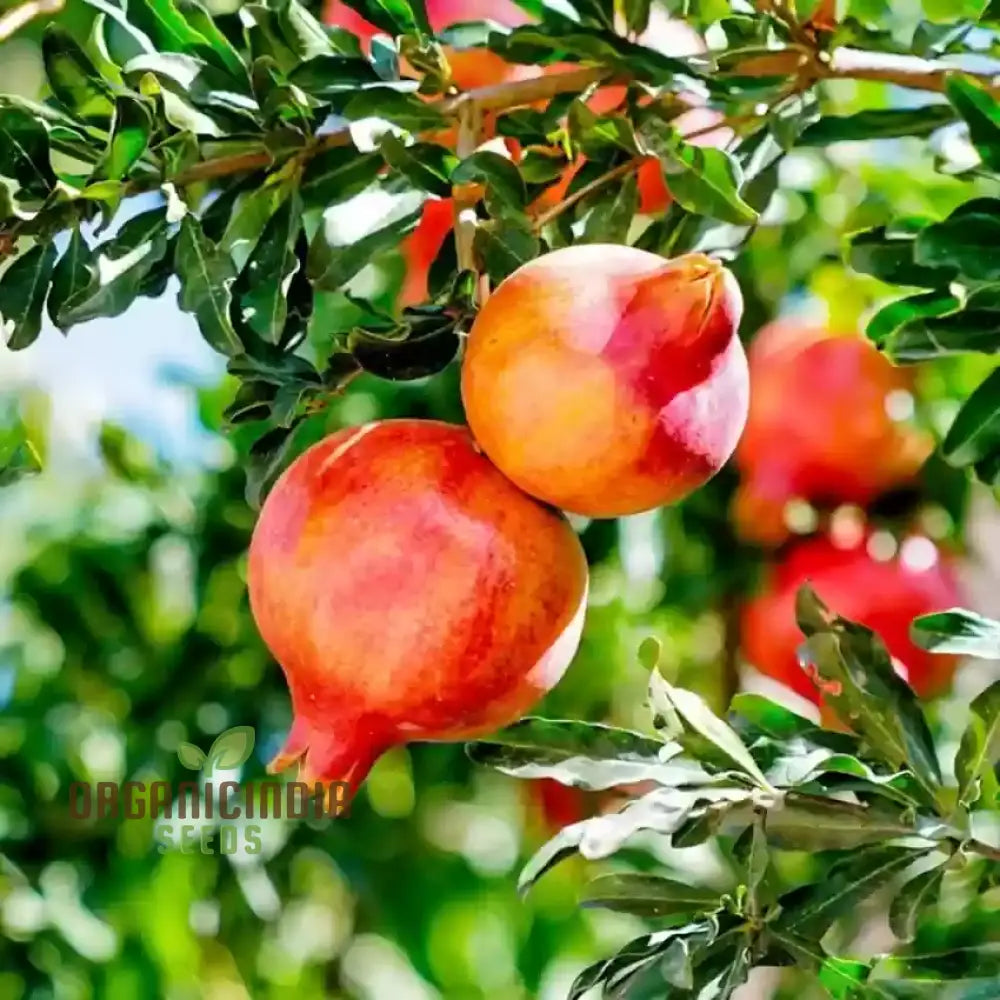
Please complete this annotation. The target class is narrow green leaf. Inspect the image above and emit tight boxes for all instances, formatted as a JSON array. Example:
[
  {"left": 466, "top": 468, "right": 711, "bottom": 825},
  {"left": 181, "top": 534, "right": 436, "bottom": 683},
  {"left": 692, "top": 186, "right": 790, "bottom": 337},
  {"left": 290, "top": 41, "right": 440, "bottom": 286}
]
[
  {"left": 288, "top": 54, "right": 382, "bottom": 95},
  {"left": 452, "top": 150, "right": 528, "bottom": 213},
  {"left": 915, "top": 213, "right": 1000, "bottom": 280},
  {"left": 60, "top": 210, "right": 170, "bottom": 328},
  {"left": 237, "top": 193, "right": 302, "bottom": 345},
  {"left": 867, "top": 291, "right": 962, "bottom": 348},
  {"left": 946, "top": 73, "right": 1000, "bottom": 171},
  {"left": 274, "top": 0, "right": 338, "bottom": 59},
  {"left": 246, "top": 419, "right": 302, "bottom": 509},
  {"left": 47, "top": 228, "right": 95, "bottom": 330},
  {"left": 300, "top": 146, "right": 384, "bottom": 209},
  {"left": 338, "top": 0, "right": 431, "bottom": 36},
  {"left": 778, "top": 845, "right": 935, "bottom": 938},
  {"left": 342, "top": 88, "right": 446, "bottom": 131},
  {"left": 848, "top": 224, "right": 951, "bottom": 289},
  {"left": 582, "top": 173, "right": 639, "bottom": 243},
  {"left": 0, "top": 242, "right": 58, "bottom": 350},
  {"left": 954, "top": 680, "right": 1000, "bottom": 807},
  {"left": 796, "top": 586, "right": 944, "bottom": 809},
  {"left": 176, "top": 216, "right": 243, "bottom": 356},
  {"left": 0, "top": 104, "right": 58, "bottom": 199},
  {"left": 181, "top": 1, "right": 248, "bottom": 80},
  {"left": 92, "top": 96, "right": 152, "bottom": 181},
  {"left": 474, "top": 217, "right": 539, "bottom": 284},
  {"left": 799, "top": 106, "right": 955, "bottom": 145},
  {"left": 466, "top": 717, "right": 703, "bottom": 790},
  {"left": 379, "top": 135, "right": 456, "bottom": 196},
  {"left": 221, "top": 181, "right": 291, "bottom": 272},
  {"left": 42, "top": 26, "right": 115, "bottom": 123},
  {"left": 911, "top": 609, "right": 1000, "bottom": 658},
  {"left": 941, "top": 367, "right": 1000, "bottom": 468},
  {"left": 622, "top": 0, "right": 652, "bottom": 35},
  {"left": 349, "top": 311, "right": 460, "bottom": 380},
  {"left": 763, "top": 796, "right": 917, "bottom": 850},
  {"left": 308, "top": 194, "right": 423, "bottom": 291},
  {"left": 649, "top": 672, "right": 775, "bottom": 790},
  {"left": 889, "top": 864, "right": 946, "bottom": 942},
  {"left": 580, "top": 873, "right": 721, "bottom": 918}
]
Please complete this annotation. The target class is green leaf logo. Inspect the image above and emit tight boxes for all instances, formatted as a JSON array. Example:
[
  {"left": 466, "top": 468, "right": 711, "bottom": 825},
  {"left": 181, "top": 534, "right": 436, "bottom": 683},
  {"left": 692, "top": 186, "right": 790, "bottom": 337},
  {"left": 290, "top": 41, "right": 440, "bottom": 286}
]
[
  {"left": 175, "top": 727, "right": 255, "bottom": 772},
  {"left": 206, "top": 726, "right": 256, "bottom": 770}
]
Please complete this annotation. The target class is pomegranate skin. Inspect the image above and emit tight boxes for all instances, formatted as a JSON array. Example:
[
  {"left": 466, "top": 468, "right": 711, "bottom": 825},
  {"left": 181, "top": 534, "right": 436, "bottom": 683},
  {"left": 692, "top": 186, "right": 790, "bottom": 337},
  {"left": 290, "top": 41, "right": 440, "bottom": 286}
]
[
  {"left": 734, "top": 323, "right": 932, "bottom": 545},
  {"left": 248, "top": 420, "right": 589, "bottom": 792},
  {"left": 461, "top": 246, "right": 748, "bottom": 518},
  {"left": 741, "top": 533, "right": 961, "bottom": 705}
]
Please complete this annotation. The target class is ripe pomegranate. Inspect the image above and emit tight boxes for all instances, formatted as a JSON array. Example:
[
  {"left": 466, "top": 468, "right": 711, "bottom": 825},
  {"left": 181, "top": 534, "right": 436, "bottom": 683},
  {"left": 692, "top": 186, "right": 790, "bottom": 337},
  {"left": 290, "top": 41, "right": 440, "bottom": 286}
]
[
  {"left": 248, "top": 420, "right": 589, "bottom": 793},
  {"left": 527, "top": 779, "right": 588, "bottom": 833},
  {"left": 461, "top": 246, "right": 748, "bottom": 517},
  {"left": 734, "top": 323, "right": 932, "bottom": 546},
  {"left": 741, "top": 532, "right": 961, "bottom": 705}
]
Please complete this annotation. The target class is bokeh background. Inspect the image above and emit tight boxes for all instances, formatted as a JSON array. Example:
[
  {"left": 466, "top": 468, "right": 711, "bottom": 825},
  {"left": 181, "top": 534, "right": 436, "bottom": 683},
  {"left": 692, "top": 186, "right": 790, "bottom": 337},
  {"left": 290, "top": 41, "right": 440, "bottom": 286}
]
[{"left": 2, "top": 1, "right": 1000, "bottom": 998}]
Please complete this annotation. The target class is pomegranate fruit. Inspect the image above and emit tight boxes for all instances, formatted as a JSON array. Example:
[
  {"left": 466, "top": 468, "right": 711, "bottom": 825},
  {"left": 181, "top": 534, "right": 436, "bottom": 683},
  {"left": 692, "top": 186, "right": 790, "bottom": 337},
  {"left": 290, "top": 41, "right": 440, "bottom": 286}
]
[
  {"left": 248, "top": 420, "right": 589, "bottom": 793},
  {"left": 741, "top": 532, "right": 961, "bottom": 705},
  {"left": 461, "top": 246, "right": 749, "bottom": 517},
  {"left": 734, "top": 323, "right": 932, "bottom": 546}
]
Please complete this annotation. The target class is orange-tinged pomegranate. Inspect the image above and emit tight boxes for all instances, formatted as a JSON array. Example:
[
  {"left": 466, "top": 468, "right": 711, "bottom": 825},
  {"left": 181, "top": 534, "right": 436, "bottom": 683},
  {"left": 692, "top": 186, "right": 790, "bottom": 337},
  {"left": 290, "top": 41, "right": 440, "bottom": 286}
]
[
  {"left": 741, "top": 532, "right": 961, "bottom": 705},
  {"left": 462, "top": 246, "right": 748, "bottom": 517},
  {"left": 734, "top": 323, "right": 932, "bottom": 546},
  {"left": 248, "top": 420, "right": 589, "bottom": 794}
]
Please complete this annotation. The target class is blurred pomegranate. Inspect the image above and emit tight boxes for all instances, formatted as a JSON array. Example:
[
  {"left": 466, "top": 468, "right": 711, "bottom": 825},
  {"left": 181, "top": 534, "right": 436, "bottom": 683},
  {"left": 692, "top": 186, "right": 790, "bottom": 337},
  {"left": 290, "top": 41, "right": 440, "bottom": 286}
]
[
  {"left": 734, "top": 323, "right": 932, "bottom": 546},
  {"left": 741, "top": 531, "right": 962, "bottom": 705}
]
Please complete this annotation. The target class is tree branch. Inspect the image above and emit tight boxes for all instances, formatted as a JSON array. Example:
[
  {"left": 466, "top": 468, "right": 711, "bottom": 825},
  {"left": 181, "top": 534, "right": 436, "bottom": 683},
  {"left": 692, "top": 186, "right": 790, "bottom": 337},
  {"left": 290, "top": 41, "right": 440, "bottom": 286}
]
[
  {"left": 0, "top": 0, "right": 63, "bottom": 42},
  {"left": 532, "top": 156, "right": 643, "bottom": 230},
  {"left": 821, "top": 47, "right": 998, "bottom": 93}
]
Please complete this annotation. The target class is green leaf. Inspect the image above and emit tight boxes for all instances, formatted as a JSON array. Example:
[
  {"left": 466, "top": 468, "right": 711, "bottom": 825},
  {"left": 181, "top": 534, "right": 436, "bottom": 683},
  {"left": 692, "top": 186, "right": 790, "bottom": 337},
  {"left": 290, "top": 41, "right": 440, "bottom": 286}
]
[
  {"left": 580, "top": 873, "right": 721, "bottom": 918},
  {"left": 92, "top": 96, "right": 152, "bottom": 182},
  {"left": 288, "top": 55, "right": 383, "bottom": 95},
  {"left": 84, "top": 0, "right": 154, "bottom": 67},
  {"left": 0, "top": 404, "right": 43, "bottom": 486},
  {"left": 307, "top": 192, "right": 424, "bottom": 291},
  {"left": 207, "top": 725, "right": 256, "bottom": 769},
  {"left": 273, "top": 0, "right": 340, "bottom": 60},
  {"left": 778, "top": 844, "right": 935, "bottom": 938},
  {"left": 0, "top": 242, "right": 58, "bottom": 350},
  {"left": 866, "top": 291, "right": 963, "bottom": 348},
  {"left": 466, "top": 717, "right": 706, "bottom": 790},
  {"left": 953, "top": 680, "right": 1000, "bottom": 807},
  {"left": 176, "top": 216, "right": 243, "bottom": 356},
  {"left": 568, "top": 100, "right": 640, "bottom": 158},
  {"left": 342, "top": 88, "right": 447, "bottom": 132},
  {"left": 622, "top": 0, "right": 652, "bottom": 35},
  {"left": 641, "top": 121, "right": 757, "bottom": 226},
  {"left": 911, "top": 609, "right": 1000, "bottom": 658},
  {"left": 0, "top": 104, "right": 58, "bottom": 200},
  {"left": 47, "top": 228, "right": 96, "bottom": 330},
  {"left": 799, "top": 106, "right": 956, "bottom": 145},
  {"left": 848, "top": 223, "right": 952, "bottom": 289},
  {"left": 42, "top": 26, "right": 115, "bottom": 123},
  {"left": 762, "top": 795, "right": 917, "bottom": 850},
  {"left": 181, "top": 1, "right": 247, "bottom": 80},
  {"left": 796, "top": 586, "right": 944, "bottom": 810},
  {"left": 473, "top": 216, "right": 540, "bottom": 284},
  {"left": 60, "top": 209, "right": 170, "bottom": 328},
  {"left": 341, "top": 0, "right": 431, "bottom": 35},
  {"left": 238, "top": 193, "right": 302, "bottom": 345},
  {"left": 916, "top": 213, "right": 1000, "bottom": 281},
  {"left": 379, "top": 135, "right": 456, "bottom": 196},
  {"left": 946, "top": 73, "right": 1000, "bottom": 171},
  {"left": 581, "top": 173, "right": 639, "bottom": 243},
  {"left": 648, "top": 672, "right": 775, "bottom": 789},
  {"left": 349, "top": 309, "right": 460, "bottom": 380},
  {"left": 300, "top": 146, "right": 384, "bottom": 210},
  {"left": 246, "top": 419, "right": 302, "bottom": 508},
  {"left": 889, "top": 864, "right": 946, "bottom": 942},
  {"left": 452, "top": 150, "right": 528, "bottom": 214},
  {"left": 221, "top": 181, "right": 292, "bottom": 272},
  {"left": 886, "top": 308, "right": 1000, "bottom": 362},
  {"left": 176, "top": 742, "right": 207, "bottom": 770},
  {"left": 941, "top": 367, "right": 1000, "bottom": 468}
]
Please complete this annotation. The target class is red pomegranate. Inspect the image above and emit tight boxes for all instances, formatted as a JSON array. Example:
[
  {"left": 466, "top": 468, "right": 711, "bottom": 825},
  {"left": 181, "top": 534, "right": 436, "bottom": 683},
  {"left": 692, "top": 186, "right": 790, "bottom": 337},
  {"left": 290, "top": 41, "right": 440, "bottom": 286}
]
[
  {"left": 462, "top": 247, "right": 748, "bottom": 517},
  {"left": 741, "top": 532, "right": 961, "bottom": 705},
  {"left": 248, "top": 420, "right": 589, "bottom": 793},
  {"left": 734, "top": 323, "right": 932, "bottom": 546}
]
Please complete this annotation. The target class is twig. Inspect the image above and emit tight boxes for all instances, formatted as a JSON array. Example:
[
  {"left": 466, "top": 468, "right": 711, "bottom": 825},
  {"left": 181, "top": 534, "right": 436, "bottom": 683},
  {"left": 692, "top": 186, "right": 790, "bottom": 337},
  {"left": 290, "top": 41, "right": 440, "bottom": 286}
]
[
  {"left": 453, "top": 100, "right": 481, "bottom": 275},
  {"left": 533, "top": 156, "right": 644, "bottom": 230},
  {"left": 822, "top": 46, "right": 998, "bottom": 93},
  {"left": 0, "top": 0, "right": 62, "bottom": 42}
]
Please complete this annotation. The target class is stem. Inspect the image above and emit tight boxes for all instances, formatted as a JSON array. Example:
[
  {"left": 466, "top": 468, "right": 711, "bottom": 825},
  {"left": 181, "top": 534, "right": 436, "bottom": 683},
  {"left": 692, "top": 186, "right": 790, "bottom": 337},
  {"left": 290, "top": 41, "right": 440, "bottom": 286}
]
[
  {"left": 822, "top": 47, "right": 996, "bottom": 93},
  {"left": 533, "top": 156, "right": 643, "bottom": 230},
  {"left": 453, "top": 101, "right": 481, "bottom": 275}
]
